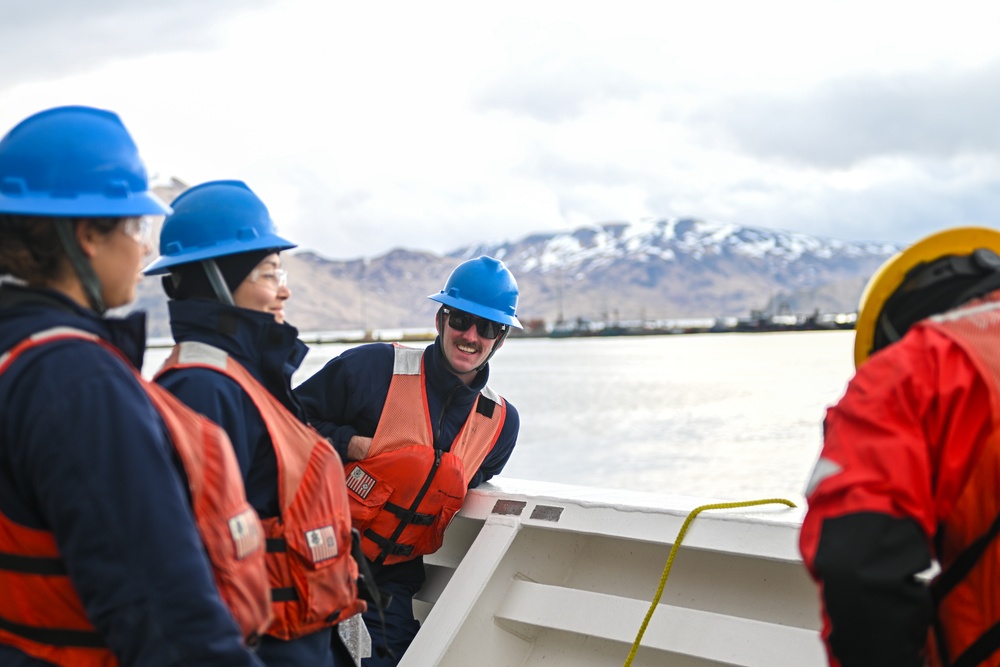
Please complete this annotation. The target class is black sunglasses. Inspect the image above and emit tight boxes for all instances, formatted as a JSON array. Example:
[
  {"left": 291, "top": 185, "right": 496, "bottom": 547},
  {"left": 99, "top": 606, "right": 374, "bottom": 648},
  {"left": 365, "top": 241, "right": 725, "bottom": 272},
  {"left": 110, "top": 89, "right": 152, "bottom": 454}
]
[{"left": 442, "top": 307, "right": 507, "bottom": 340}]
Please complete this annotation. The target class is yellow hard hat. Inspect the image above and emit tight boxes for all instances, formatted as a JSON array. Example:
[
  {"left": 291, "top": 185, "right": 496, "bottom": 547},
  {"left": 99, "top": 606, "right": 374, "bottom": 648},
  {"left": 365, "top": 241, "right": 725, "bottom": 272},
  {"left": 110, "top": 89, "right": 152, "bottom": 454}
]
[{"left": 854, "top": 226, "right": 1000, "bottom": 368}]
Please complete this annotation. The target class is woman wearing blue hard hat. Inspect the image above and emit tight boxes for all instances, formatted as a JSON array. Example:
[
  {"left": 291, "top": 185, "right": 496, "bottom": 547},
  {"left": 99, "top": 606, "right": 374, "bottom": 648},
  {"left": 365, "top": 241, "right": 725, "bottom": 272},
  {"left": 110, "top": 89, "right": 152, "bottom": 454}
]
[
  {"left": 144, "top": 180, "right": 365, "bottom": 667},
  {"left": 294, "top": 256, "right": 523, "bottom": 666},
  {"left": 0, "top": 107, "right": 270, "bottom": 666}
]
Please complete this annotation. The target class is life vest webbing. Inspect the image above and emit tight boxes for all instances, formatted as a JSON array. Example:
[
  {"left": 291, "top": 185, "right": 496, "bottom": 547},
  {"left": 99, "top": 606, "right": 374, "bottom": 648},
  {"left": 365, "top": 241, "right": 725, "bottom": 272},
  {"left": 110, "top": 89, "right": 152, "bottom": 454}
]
[
  {"left": 951, "top": 621, "right": 1000, "bottom": 667},
  {"left": 367, "top": 347, "right": 432, "bottom": 459},
  {"left": 0, "top": 329, "right": 124, "bottom": 662},
  {"left": 158, "top": 341, "right": 364, "bottom": 638},
  {"left": 382, "top": 503, "right": 435, "bottom": 525},
  {"left": 159, "top": 342, "right": 313, "bottom": 508},
  {"left": 0, "top": 552, "right": 66, "bottom": 575},
  {"left": 929, "top": 295, "right": 1000, "bottom": 667},
  {"left": 933, "top": 509, "right": 1000, "bottom": 602},
  {"left": 370, "top": 449, "right": 444, "bottom": 566},
  {"left": 0, "top": 616, "right": 104, "bottom": 649},
  {"left": 349, "top": 344, "right": 507, "bottom": 564},
  {"left": 368, "top": 345, "right": 505, "bottom": 480}
]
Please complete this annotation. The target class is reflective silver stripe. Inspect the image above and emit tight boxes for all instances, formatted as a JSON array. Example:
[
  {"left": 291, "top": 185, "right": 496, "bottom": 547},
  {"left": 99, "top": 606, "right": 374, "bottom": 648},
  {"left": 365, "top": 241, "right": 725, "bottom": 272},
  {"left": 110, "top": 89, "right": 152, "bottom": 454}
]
[
  {"left": 392, "top": 345, "right": 423, "bottom": 375},
  {"left": 804, "top": 457, "right": 843, "bottom": 498},
  {"left": 480, "top": 385, "right": 501, "bottom": 406},
  {"left": 0, "top": 327, "right": 97, "bottom": 372},
  {"left": 176, "top": 341, "right": 229, "bottom": 370}
]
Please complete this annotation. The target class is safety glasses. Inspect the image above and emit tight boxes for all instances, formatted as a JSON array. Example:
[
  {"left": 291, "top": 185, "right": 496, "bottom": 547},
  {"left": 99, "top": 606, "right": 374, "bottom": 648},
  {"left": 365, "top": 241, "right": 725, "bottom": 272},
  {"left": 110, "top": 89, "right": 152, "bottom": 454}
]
[
  {"left": 121, "top": 216, "right": 153, "bottom": 246},
  {"left": 249, "top": 267, "right": 289, "bottom": 288},
  {"left": 442, "top": 307, "right": 507, "bottom": 340}
]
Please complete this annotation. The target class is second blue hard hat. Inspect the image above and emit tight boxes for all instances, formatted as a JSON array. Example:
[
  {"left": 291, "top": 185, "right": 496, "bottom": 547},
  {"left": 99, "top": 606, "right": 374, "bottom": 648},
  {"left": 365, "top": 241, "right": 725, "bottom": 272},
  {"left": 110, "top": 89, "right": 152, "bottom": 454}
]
[
  {"left": 429, "top": 256, "right": 522, "bottom": 328},
  {"left": 143, "top": 180, "right": 295, "bottom": 275}
]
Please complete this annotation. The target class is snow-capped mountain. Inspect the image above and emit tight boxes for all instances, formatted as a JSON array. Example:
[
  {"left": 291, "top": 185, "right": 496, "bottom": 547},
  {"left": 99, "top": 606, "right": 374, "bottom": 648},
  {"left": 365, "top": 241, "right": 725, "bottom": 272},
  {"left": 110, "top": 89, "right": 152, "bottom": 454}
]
[
  {"left": 456, "top": 217, "right": 896, "bottom": 274},
  {"left": 449, "top": 217, "right": 899, "bottom": 327},
  {"left": 134, "top": 217, "right": 901, "bottom": 338}
]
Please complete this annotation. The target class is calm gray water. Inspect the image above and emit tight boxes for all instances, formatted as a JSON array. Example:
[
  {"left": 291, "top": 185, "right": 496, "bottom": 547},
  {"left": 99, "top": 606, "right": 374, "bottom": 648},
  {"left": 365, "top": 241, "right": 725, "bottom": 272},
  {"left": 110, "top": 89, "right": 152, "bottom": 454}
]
[{"left": 144, "top": 330, "right": 857, "bottom": 507}]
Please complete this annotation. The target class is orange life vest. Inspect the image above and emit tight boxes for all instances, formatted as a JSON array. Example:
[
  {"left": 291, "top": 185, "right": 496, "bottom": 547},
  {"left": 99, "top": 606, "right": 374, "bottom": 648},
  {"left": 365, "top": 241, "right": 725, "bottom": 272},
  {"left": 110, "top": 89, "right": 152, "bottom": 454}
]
[
  {"left": 157, "top": 341, "right": 364, "bottom": 640},
  {"left": 0, "top": 328, "right": 271, "bottom": 667},
  {"left": 344, "top": 344, "right": 506, "bottom": 566},
  {"left": 927, "top": 295, "right": 1000, "bottom": 667}
]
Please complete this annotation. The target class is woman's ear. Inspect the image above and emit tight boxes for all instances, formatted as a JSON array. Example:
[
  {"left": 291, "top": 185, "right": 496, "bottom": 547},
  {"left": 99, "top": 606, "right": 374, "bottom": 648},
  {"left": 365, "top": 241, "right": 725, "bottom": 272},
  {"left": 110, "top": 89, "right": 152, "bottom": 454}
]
[{"left": 73, "top": 219, "right": 102, "bottom": 259}]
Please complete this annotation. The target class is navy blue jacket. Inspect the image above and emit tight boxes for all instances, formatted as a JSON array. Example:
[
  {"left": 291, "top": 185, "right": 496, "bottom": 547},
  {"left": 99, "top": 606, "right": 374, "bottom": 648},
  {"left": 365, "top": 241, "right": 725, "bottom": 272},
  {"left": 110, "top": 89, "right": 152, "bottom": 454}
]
[
  {"left": 294, "top": 340, "right": 520, "bottom": 583},
  {"left": 0, "top": 285, "right": 262, "bottom": 667},
  {"left": 155, "top": 299, "right": 344, "bottom": 667},
  {"left": 155, "top": 299, "right": 308, "bottom": 518}
]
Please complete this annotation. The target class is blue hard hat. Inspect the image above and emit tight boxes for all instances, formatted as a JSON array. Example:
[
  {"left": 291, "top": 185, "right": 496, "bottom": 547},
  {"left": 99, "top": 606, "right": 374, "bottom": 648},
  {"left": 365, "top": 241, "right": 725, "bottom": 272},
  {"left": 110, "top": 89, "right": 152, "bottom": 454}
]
[
  {"left": 0, "top": 105, "right": 170, "bottom": 217},
  {"left": 429, "top": 256, "right": 522, "bottom": 328},
  {"left": 143, "top": 180, "right": 296, "bottom": 275}
]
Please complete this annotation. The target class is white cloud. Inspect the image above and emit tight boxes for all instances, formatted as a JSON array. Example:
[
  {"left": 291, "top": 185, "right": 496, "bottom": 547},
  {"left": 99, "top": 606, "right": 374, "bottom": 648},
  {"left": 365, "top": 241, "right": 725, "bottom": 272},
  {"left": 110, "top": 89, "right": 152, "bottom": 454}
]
[{"left": 4, "top": 0, "right": 1000, "bottom": 259}]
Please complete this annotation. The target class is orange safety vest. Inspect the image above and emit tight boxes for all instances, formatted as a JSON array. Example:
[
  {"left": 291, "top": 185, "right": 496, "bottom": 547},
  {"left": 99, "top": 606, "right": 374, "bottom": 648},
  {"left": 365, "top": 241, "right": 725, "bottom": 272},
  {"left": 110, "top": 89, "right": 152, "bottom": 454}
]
[
  {"left": 0, "top": 328, "right": 271, "bottom": 667},
  {"left": 157, "top": 341, "right": 364, "bottom": 640},
  {"left": 927, "top": 295, "right": 1000, "bottom": 667},
  {"left": 344, "top": 344, "right": 506, "bottom": 566}
]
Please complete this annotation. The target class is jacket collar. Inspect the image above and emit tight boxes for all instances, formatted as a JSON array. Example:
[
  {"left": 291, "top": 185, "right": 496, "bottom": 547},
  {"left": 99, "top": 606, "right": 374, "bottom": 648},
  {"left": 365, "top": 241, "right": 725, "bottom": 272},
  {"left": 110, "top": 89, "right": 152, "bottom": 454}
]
[
  {"left": 167, "top": 298, "right": 307, "bottom": 412},
  {"left": 0, "top": 284, "right": 147, "bottom": 370}
]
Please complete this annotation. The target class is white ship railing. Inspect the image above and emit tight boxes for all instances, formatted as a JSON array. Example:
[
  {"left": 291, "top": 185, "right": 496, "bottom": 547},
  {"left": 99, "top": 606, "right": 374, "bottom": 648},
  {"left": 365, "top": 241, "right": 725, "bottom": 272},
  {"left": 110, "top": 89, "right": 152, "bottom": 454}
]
[{"left": 400, "top": 477, "right": 824, "bottom": 667}]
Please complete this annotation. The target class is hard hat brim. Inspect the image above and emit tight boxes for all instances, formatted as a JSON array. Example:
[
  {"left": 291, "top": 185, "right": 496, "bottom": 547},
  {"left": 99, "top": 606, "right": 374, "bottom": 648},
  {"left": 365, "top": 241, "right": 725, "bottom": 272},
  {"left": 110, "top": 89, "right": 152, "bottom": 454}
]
[
  {"left": 143, "top": 235, "right": 296, "bottom": 275},
  {"left": 0, "top": 190, "right": 171, "bottom": 217}
]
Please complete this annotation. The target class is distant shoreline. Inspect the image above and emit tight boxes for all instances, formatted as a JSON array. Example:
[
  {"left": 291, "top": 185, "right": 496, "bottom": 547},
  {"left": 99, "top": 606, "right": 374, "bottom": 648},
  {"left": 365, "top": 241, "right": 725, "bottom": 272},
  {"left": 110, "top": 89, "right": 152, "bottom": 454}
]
[{"left": 148, "top": 312, "right": 856, "bottom": 349}]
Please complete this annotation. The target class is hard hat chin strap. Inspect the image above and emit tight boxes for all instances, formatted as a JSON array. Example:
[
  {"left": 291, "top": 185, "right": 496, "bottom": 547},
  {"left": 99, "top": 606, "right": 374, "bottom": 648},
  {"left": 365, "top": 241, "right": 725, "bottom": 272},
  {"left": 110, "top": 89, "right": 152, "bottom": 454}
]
[
  {"left": 202, "top": 258, "right": 236, "bottom": 306},
  {"left": 435, "top": 310, "right": 464, "bottom": 377},
  {"left": 53, "top": 219, "right": 107, "bottom": 315},
  {"left": 476, "top": 332, "right": 507, "bottom": 372}
]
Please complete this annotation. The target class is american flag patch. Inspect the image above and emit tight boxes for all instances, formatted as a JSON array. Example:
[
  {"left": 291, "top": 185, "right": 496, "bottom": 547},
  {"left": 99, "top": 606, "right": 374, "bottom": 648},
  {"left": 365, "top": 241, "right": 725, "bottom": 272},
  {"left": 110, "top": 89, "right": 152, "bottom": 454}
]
[
  {"left": 346, "top": 466, "right": 376, "bottom": 499},
  {"left": 228, "top": 509, "right": 262, "bottom": 560},
  {"left": 305, "top": 526, "right": 339, "bottom": 563}
]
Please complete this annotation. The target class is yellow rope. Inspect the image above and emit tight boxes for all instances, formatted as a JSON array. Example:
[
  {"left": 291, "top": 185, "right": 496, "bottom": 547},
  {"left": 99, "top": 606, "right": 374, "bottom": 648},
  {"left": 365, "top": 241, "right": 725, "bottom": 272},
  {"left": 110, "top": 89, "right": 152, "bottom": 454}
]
[{"left": 622, "top": 498, "right": 797, "bottom": 666}]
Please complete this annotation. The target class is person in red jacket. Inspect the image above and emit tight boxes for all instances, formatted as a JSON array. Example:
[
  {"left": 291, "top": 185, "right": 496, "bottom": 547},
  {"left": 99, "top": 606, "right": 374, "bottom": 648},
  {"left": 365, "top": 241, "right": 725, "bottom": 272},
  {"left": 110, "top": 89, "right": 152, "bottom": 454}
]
[{"left": 800, "top": 226, "right": 1000, "bottom": 667}]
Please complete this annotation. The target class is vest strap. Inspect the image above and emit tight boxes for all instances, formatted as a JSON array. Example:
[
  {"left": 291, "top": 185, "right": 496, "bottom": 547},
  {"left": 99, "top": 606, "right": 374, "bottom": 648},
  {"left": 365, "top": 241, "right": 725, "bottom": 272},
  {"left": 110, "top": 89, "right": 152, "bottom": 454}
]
[
  {"left": 0, "top": 614, "right": 105, "bottom": 648},
  {"left": 383, "top": 502, "right": 436, "bottom": 526},
  {"left": 934, "top": 510, "right": 1000, "bottom": 602},
  {"left": 266, "top": 538, "right": 287, "bottom": 553},
  {"left": 0, "top": 552, "right": 67, "bottom": 575},
  {"left": 372, "top": 449, "right": 443, "bottom": 566},
  {"left": 475, "top": 397, "right": 496, "bottom": 418},
  {"left": 952, "top": 618, "right": 1000, "bottom": 667},
  {"left": 363, "top": 529, "right": 414, "bottom": 558},
  {"left": 271, "top": 587, "right": 298, "bottom": 602}
]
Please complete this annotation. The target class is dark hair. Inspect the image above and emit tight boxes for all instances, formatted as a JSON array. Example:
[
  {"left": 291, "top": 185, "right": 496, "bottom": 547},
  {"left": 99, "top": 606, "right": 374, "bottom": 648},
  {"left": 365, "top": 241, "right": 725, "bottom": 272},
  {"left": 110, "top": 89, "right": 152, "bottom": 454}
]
[{"left": 0, "top": 215, "right": 120, "bottom": 284}]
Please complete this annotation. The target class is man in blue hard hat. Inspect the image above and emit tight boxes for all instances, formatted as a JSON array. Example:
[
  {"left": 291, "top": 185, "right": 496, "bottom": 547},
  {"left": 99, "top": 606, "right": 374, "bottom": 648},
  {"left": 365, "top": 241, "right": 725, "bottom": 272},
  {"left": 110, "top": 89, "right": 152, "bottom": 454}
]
[{"left": 295, "top": 256, "right": 523, "bottom": 666}]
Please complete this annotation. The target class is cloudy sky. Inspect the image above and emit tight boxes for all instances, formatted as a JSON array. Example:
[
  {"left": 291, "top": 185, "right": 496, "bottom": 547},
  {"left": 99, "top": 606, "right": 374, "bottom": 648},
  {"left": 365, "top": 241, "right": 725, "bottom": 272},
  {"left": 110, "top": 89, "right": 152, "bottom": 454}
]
[{"left": 4, "top": 0, "right": 1000, "bottom": 259}]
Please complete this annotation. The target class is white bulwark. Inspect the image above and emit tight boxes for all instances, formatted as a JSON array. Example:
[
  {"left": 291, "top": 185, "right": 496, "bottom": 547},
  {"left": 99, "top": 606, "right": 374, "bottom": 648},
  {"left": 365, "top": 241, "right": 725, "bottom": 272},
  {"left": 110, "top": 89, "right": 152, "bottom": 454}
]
[{"left": 400, "top": 477, "right": 824, "bottom": 667}]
